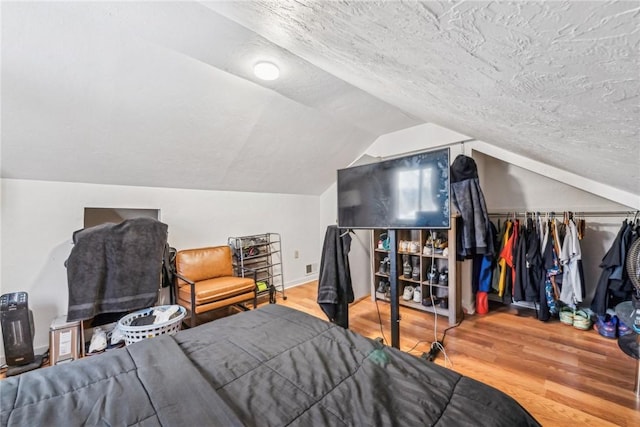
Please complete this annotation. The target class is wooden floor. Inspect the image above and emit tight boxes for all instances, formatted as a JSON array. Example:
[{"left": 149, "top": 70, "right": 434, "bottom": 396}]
[{"left": 270, "top": 281, "right": 640, "bottom": 426}]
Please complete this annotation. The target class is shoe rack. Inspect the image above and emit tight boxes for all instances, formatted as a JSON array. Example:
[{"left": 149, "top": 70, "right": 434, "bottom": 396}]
[
  {"left": 371, "top": 221, "right": 461, "bottom": 326},
  {"left": 228, "top": 233, "right": 286, "bottom": 302}
]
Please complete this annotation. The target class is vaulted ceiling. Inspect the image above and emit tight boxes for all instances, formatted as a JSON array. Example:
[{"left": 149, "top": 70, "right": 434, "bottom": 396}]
[{"left": 2, "top": 1, "right": 639, "bottom": 198}]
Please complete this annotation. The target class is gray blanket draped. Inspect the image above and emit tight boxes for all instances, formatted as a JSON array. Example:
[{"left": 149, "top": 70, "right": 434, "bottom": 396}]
[
  {"left": 66, "top": 217, "right": 168, "bottom": 321},
  {"left": 1, "top": 335, "right": 243, "bottom": 426},
  {"left": 317, "top": 225, "right": 353, "bottom": 328},
  {"left": 0, "top": 304, "right": 540, "bottom": 427}
]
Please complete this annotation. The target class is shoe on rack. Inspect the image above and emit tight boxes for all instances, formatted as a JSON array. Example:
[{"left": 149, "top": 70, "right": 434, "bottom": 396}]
[
  {"left": 422, "top": 295, "right": 439, "bottom": 307},
  {"left": 377, "top": 280, "right": 387, "bottom": 294},
  {"left": 438, "top": 269, "right": 448, "bottom": 286},
  {"left": 402, "top": 286, "right": 414, "bottom": 301},
  {"left": 426, "top": 265, "right": 437, "bottom": 284},
  {"left": 594, "top": 313, "right": 618, "bottom": 338},
  {"left": 413, "top": 286, "right": 422, "bottom": 303},
  {"left": 434, "top": 239, "right": 448, "bottom": 254},
  {"left": 379, "top": 257, "right": 389, "bottom": 275},
  {"left": 412, "top": 266, "right": 420, "bottom": 281}
]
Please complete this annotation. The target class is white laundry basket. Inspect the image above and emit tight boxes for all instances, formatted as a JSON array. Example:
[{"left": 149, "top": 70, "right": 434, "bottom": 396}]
[{"left": 117, "top": 305, "right": 186, "bottom": 345}]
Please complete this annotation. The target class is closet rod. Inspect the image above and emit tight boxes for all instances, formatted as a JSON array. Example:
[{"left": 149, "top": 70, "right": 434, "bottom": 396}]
[{"left": 487, "top": 210, "right": 638, "bottom": 218}]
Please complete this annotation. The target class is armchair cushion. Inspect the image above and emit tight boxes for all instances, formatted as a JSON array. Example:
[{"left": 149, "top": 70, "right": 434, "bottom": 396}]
[{"left": 177, "top": 276, "right": 255, "bottom": 306}]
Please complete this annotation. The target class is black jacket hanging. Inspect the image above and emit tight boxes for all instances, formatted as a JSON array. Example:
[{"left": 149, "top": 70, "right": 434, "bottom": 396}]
[
  {"left": 317, "top": 225, "right": 354, "bottom": 328},
  {"left": 591, "top": 221, "right": 631, "bottom": 315}
]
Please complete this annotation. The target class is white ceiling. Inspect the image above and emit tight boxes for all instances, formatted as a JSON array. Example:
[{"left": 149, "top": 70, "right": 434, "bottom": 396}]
[{"left": 2, "top": 1, "right": 639, "bottom": 197}]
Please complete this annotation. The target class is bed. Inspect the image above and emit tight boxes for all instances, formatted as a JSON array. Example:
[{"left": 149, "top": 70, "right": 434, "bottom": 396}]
[{"left": 1, "top": 305, "right": 539, "bottom": 426}]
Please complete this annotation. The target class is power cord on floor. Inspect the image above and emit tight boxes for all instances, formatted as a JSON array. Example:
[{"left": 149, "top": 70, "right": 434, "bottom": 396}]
[
  {"left": 374, "top": 296, "right": 389, "bottom": 346},
  {"left": 418, "top": 230, "right": 463, "bottom": 368}
]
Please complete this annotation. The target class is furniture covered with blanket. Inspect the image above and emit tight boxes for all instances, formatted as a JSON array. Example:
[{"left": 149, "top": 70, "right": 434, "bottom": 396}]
[
  {"left": 66, "top": 217, "right": 168, "bottom": 322},
  {"left": 174, "top": 245, "right": 257, "bottom": 327},
  {"left": 1, "top": 305, "right": 539, "bottom": 426}
]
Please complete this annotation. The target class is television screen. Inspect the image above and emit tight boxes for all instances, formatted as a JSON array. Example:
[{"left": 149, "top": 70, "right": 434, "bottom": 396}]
[{"left": 337, "top": 148, "right": 450, "bottom": 229}]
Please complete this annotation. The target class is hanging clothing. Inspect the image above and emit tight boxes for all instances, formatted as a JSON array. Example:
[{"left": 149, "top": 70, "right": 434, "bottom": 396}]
[
  {"left": 591, "top": 220, "right": 637, "bottom": 315},
  {"left": 491, "top": 219, "right": 506, "bottom": 293},
  {"left": 497, "top": 220, "right": 514, "bottom": 298},
  {"left": 539, "top": 221, "right": 561, "bottom": 321},
  {"left": 559, "top": 219, "right": 584, "bottom": 305},
  {"left": 66, "top": 217, "right": 169, "bottom": 322},
  {"left": 524, "top": 218, "right": 543, "bottom": 303},
  {"left": 513, "top": 222, "right": 530, "bottom": 302},
  {"left": 450, "top": 155, "right": 492, "bottom": 258},
  {"left": 317, "top": 225, "right": 354, "bottom": 328}
]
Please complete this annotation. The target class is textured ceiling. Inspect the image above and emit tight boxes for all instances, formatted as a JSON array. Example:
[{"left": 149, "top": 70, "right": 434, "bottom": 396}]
[{"left": 2, "top": 1, "right": 639, "bottom": 197}]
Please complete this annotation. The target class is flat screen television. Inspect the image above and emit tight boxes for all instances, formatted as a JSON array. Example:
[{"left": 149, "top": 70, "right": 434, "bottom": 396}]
[{"left": 337, "top": 148, "right": 450, "bottom": 229}]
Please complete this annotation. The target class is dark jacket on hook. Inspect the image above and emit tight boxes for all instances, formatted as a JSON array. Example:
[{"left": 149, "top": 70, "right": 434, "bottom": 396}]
[
  {"left": 591, "top": 220, "right": 634, "bottom": 315},
  {"left": 450, "top": 155, "right": 492, "bottom": 258},
  {"left": 317, "top": 225, "right": 353, "bottom": 328}
]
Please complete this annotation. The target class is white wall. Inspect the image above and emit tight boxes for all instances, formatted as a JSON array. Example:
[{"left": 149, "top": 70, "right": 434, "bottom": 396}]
[
  {"left": 318, "top": 182, "right": 372, "bottom": 301},
  {"left": 1, "top": 178, "right": 321, "bottom": 359}
]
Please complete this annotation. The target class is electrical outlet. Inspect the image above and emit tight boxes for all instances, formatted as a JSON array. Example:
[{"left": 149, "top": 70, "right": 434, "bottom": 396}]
[
  {"left": 294, "top": 250, "right": 299, "bottom": 259},
  {"left": 306, "top": 264, "right": 313, "bottom": 274}
]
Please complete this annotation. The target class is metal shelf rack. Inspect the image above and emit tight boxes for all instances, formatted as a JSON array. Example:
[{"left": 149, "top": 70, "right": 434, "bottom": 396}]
[{"left": 228, "top": 233, "right": 286, "bottom": 302}]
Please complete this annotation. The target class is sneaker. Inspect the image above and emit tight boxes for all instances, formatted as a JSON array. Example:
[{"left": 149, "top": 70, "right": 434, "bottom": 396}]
[
  {"left": 438, "top": 269, "right": 448, "bottom": 285},
  {"left": 573, "top": 310, "right": 592, "bottom": 330},
  {"left": 594, "top": 313, "right": 618, "bottom": 338},
  {"left": 422, "top": 294, "right": 439, "bottom": 306},
  {"left": 377, "top": 280, "right": 387, "bottom": 294},
  {"left": 379, "top": 257, "right": 389, "bottom": 275},
  {"left": 434, "top": 239, "right": 448, "bottom": 254},
  {"left": 559, "top": 306, "right": 574, "bottom": 325},
  {"left": 402, "top": 286, "right": 414, "bottom": 301},
  {"left": 618, "top": 319, "right": 633, "bottom": 337},
  {"left": 412, "top": 265, "right": 420, "bottom": 281},
  {"left": 88, "top": 327, "right": 107, "bottom": 354},
  {"left": 409, "top": 241, "right": 420, "bottom": 253},
  {"left": 413, "top": 286, "right": 422, "bottom": 303},
  {"left": 426, "top": 265, "right": 437, "bottom": 284}
]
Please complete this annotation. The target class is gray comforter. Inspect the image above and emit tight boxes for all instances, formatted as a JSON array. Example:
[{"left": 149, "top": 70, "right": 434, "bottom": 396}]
[{"left": 1, "top": 305, "right": 539, "bottom": 426}]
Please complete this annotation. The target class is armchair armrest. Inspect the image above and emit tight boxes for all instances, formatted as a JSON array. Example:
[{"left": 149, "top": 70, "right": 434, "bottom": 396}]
[
  {"left": 174, "top": 271, "right": 197, "bottom": 315},
  {"left": 174, "top": 271, "right": 195, "bottom": 286},
  {"left": 238, "top": 266, "right": 257, "bottom": 283}
]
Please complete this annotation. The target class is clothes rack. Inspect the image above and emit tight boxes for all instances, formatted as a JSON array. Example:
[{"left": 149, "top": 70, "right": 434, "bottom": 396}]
[{"left": 487, "top": 210, "right": 637, "bottom": 218}]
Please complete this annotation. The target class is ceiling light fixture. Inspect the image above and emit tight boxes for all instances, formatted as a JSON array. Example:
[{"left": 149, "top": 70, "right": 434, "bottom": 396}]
[{"left": 253, "top": 62, "right": 280, "bottom": 81}]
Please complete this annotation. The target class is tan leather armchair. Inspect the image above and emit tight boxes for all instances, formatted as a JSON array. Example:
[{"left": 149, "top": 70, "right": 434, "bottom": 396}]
[{"left": 174, "top": 246, "right": 257, "bottom": 327}]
